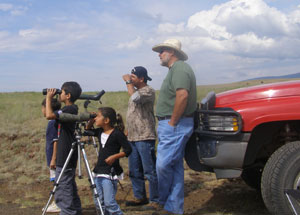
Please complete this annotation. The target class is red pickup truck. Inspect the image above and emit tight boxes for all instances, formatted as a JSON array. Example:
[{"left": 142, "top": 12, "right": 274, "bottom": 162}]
[{"left": 185, "top": 80, "right": 300, "bottom": 214}]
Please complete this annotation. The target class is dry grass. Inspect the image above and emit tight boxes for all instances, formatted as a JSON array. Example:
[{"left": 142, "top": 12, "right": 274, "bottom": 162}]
[
  {"left": 0, "top": 78, "right": 297, "bottom": 186},
  {"left": 0, "top": 78, "right": 296, "bottom": 214}
]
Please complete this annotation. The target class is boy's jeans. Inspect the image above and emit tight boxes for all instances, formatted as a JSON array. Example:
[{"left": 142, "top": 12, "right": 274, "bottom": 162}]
[
  {"left": 94, "top": 177, "right": 123, "bottom": 215},
  {"left": 55, "top": 167, "right": 82, "bottom": 215},
  {"left": 128, "top": 140, "right": 159, "bottom": 202},
  {"left": 156, "top": 117, "right": 194, "bottom": 214}
]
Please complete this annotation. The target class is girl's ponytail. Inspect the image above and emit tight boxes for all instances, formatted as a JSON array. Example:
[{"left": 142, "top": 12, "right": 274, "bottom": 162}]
[
  {"left": 98, "top": 107, "right": 125, "bottom": 132},
  {"left": 116, "top": 113, "right": 125, "bottom": 133}
]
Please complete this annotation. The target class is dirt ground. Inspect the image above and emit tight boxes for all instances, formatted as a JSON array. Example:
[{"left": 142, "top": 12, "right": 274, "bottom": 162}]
[{"left": 0, "top": 162, "right": 270, "bottom": 215}]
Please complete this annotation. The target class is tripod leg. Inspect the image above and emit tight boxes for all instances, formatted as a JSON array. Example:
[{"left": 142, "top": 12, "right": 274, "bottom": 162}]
[
  {"left": 42, "top": 146, "right": 75, "bottom": 215},
  {"left": 80, "top": 143, "right": 105, "bottom": 215},
  {"left": 78, "top": 144, "right": 82, "bottom": 179}
]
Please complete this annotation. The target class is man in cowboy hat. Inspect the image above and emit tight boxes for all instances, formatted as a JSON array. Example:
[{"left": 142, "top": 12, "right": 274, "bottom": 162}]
[
  {"left": 122, "top": 66, "right": 159, "bottom": 209},
  {"left": 152, "top": 39, "right": 197, "bottom": 215}
]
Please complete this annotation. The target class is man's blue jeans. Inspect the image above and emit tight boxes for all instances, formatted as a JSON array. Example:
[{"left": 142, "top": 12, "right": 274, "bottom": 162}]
[
  {"left": 94, "top": 177, "right": 123, "bottom": 215},
  {"left": 128, "top": 140, "right": 159, "bottom": 203},
  {"left": 156, "top": 117, "right": 194, "bottom": 214}
]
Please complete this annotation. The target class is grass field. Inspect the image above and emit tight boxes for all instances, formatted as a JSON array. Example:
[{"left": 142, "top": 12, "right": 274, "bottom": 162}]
[
  {"left": 0, "top": 78, "right": 296, "bottom": 184},
  {"left": 0, "top": 78, "right": 297, "bottom": 214}
]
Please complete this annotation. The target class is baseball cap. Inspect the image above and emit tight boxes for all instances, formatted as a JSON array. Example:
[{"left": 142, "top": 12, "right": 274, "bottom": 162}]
[{"left": 131, "top": 66, "right": 152, "bottom": 81}]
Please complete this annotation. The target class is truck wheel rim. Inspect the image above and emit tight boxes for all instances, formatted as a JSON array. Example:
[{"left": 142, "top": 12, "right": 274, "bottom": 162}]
[{"left": 293, "top": 172, "right": 300, "bottom": 189}]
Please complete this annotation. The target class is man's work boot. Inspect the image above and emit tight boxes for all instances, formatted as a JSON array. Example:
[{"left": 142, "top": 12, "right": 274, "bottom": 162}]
[
  {"left": 141, "top": 202, "right": 163, "bottom": 211},
  {"left": 125, "top": 197, "right": 148, "bottom": 206}
]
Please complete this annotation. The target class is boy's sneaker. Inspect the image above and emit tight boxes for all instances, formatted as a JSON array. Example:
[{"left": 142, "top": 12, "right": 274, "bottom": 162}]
[
  {"left": 125, "top": 197, "right": 148, "bottom": 206},
  {"left": 44, "top": 201, "right": 61, "bottom": 213}
]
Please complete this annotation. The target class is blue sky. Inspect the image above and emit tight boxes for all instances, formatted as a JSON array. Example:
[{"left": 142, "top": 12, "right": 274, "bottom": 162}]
[{"left": 1, "top": 0, "right": 300, "bottom": 92}]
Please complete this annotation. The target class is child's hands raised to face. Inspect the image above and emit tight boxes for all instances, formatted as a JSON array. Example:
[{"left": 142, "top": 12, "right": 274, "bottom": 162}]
[{"left": 46, "top": 88, "right": 57, "bottom": 99}]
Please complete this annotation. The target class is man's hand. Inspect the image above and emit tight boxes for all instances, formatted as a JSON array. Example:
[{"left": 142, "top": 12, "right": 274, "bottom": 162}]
[
  {"left": 169, "top": 89, "right": 188, "bottom": 126},
  {"left": 122, "top": 74, "right": 131, "bottom": 82},
  {"left": 168, "top": 121, "right": 176, "bottom": 127},
  {"left": 123, "top": 74, "right": 135, "bottom": 96}
]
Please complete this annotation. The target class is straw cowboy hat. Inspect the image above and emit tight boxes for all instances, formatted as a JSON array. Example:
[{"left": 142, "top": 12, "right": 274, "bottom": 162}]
[{"left": 152, "top": 38, "right": 188, "bottom": 61}]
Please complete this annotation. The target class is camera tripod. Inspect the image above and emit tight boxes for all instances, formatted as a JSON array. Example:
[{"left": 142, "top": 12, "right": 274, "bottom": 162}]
[
  {"left": 78, "top": 132, "right": 99, "bottom": 179},
  {"left": 42, "top": 123, "right": 104, "bottom": 215},
  {"left": 78, "top": 100, "right": 99, "bottom": 178}
]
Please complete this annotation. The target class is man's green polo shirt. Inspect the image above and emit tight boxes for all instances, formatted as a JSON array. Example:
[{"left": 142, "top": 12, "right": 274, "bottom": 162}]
[{"left": 156, "top": 60, "right": 197, "bottom": 117}]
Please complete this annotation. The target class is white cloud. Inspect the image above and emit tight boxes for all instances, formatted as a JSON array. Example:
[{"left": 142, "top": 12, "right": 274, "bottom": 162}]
[
  {"left": 2, "top": 0, "right": 300, "bottom": 91},
  {"left": 0, "top": 22, "right": 99, "bottom": 52},
  {"left": 11, "top": 7, "right": 27, "bottom": 16},
  {"left": 224, "top": 32, "right": 275, "bottom": 57},
  {"left": 143, "top": 0, "right": 300, "bottom": 84},
  {"left": 188, "top": 9, "right": 232, "bottom": 40},
  {"left": 117, "top": 36, "right": 143, "bottom": 49},
  {"left": 0, "top": 3, "right": 13, "bottom": 11},
  {"left": 157, "top": 22, "right": 185, "bottom": 34},
  {"left": 289, "top": 8, "right": 300, "bottom": 24},
  {"left": 181, "top": 0, "right": 300, "bottom": 59},
  {"left": 0, "top": 3, "right": 27, "bottom": 16}
]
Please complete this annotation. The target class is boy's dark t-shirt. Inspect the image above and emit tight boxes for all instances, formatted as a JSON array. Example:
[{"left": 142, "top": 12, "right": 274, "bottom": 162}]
[
  {"left": 54, "top": 104, "right": 78, "bottom": 169},
  {"left": 46, "top": 120, "right": 58, "bottom": 166}
]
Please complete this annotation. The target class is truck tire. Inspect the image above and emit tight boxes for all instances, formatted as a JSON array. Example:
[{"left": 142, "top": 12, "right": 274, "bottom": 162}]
[{"left": 261, "top": 141, "right": 300, "bottom": 214}]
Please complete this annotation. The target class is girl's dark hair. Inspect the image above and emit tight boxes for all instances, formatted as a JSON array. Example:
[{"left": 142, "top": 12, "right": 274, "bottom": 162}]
[
  {"left": 98, "top": 107, "right": 125, "bottom": 132},
  {"left": 41, "top": 98, "right": 61, "bottom": 111}
]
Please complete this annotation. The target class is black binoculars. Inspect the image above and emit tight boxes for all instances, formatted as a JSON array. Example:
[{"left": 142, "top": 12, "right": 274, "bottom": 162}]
[{"left": 42, "top": 88, "right": 62, "bottom": 95}]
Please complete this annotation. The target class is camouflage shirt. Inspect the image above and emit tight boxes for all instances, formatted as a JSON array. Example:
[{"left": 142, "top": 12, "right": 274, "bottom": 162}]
[{"left": 126, "top": 85, "right": 156, "bottom": 142}]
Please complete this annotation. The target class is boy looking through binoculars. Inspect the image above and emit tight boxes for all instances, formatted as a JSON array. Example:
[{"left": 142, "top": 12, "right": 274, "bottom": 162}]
[{"left": 45, "top": 81, "right": 82, "bottom": 215}]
